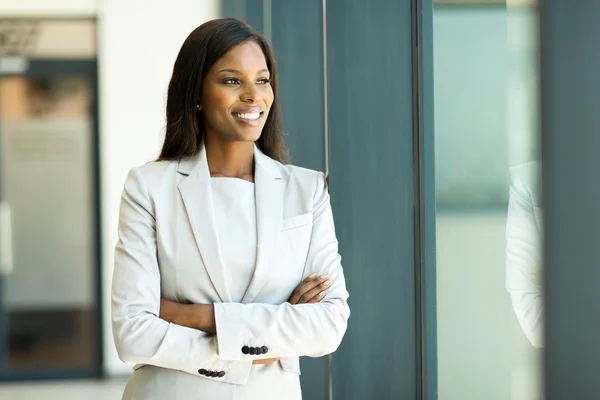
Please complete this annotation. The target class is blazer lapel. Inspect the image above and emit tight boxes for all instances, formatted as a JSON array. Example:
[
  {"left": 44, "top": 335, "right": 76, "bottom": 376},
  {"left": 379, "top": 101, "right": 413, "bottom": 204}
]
[
  {"left": 240, "top": 146, "right": 285, "bottom": 303},
  {"left": 177, "top": 146, "right": 232, "bottom": 303}
]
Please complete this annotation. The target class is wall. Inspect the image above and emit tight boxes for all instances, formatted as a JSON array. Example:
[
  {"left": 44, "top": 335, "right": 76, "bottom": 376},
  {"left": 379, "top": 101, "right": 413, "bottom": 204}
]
[
  {"left": 96, "top": 0, "right": 221, "bottom": 376},
  {"left": 327, "top": 0, "right": 419, "bottom": 397}
]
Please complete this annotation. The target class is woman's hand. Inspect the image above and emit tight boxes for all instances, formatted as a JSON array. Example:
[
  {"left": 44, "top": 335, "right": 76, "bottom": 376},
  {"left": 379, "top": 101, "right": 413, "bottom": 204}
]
[{"left": 288, "top": 273, "right": 332, "bottom": 304}]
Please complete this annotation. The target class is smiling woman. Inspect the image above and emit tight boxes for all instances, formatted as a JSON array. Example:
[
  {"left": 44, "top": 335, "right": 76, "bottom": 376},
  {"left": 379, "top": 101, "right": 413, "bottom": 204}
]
[
  {"left": 201, "top": 41, "right": 274, "bottom": 144},
  {"left": 158, "top": 18, "right": 288, "bottom": 165},
  {"left": 111, "top": 18, "right": 350, "bottom": 400}
]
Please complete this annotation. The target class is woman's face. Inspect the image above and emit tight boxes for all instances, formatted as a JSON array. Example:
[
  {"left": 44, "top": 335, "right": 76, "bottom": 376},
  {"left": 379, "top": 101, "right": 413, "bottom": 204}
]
[{"left": 200, "top": 40, "right": 274, "bottom": 144}]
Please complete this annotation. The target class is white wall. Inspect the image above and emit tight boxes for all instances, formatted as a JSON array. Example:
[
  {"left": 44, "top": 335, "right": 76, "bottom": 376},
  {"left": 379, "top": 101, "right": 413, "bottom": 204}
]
[{"left": 97, "top": 0, "right": 221, "bottom": 376}]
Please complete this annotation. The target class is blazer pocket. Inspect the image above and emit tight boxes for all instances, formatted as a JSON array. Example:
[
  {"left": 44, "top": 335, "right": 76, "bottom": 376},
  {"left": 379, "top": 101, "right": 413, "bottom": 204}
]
[
  {"left": 281, "top": 212, "right": 312, "bottom": 231},
  {"left": 279, "top": 357, "right": 301, "bottom": 375}
]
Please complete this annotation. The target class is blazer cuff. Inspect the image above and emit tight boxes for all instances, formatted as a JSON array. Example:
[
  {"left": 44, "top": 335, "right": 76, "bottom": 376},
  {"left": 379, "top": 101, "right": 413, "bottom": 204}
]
[
  {"left": 214, "top": 303, "right": 257, "bottom": 361},
  {"left": 219, "top": 360, "right": 253, "bottom": 384}
]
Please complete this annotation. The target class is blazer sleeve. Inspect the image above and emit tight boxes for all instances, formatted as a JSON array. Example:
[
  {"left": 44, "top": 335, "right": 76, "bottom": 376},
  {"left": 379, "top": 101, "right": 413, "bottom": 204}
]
[
  {"left": 111, "top": 167, "right": 253, "bottom": 384},
  {"left": 505, "top": 172, "right": 544, "bottom": 348},
  {"left": 214, "top": 172, "right": 351, "bottom": 361}
]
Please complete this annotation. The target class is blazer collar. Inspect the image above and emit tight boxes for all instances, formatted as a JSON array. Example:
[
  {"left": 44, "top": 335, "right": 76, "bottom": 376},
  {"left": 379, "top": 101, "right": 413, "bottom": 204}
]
[
  {"left": 177, "top": 143, "right": 284, "bottom": 304},
  {"left": 177, "top": 143, "right": 282, "bottom": 178}
]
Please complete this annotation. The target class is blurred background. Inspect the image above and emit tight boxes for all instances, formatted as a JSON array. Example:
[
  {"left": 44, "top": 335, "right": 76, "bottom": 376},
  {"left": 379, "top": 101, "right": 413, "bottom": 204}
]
[{"left": 0, "top": 0, "right": 577, "bottom": 399}]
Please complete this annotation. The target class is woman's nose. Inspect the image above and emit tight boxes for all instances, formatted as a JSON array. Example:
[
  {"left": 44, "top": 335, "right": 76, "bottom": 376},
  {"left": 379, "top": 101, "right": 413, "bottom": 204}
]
[{"left": 240, "top": 85, "right": 261, "bottom": 103}]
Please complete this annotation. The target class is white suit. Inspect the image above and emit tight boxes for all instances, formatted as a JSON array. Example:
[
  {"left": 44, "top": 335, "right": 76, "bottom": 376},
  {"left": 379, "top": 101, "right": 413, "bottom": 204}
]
[{"left": 111, "top": 145, "right": 350, "bottom": 399}]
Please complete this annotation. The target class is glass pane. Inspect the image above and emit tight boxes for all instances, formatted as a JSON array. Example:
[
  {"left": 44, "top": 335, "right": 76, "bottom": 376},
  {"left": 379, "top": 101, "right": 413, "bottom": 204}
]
[
  {"left": 0, "top": 75, "right": 96, "bottom": 371},
  {"left": 433, "top": 0, "right": 542, "bottom": 399}
]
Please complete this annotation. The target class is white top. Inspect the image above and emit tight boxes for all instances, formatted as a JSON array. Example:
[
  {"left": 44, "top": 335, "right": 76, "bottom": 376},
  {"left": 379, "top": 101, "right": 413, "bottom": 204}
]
[{"left": 211, "top": 177, "right": 257, "bottom": 303}]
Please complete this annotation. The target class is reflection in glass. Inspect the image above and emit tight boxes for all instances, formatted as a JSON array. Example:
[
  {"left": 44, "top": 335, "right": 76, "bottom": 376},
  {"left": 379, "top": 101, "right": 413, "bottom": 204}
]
[
  {"left": 506, "top": 160, "right": 542, "bottom": 348},
  {"left": 434, "top": 1, "right": 541, "bottom": 399}
]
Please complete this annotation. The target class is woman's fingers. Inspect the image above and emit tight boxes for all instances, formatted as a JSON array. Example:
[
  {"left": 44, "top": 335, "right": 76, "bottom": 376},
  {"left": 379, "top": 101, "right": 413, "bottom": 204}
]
[
  {"left": 288, "top": 274, "right": 332, "bottom": 304},
  {"left": 300, "top": 278, "right": 332, "bottom": 303},
  {"left": 288, "top": 273, "right": 325, "bottom": 303}
]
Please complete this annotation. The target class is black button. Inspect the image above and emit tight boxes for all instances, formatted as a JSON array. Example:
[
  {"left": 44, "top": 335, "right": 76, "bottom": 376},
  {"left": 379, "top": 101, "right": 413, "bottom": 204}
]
[
  {"left": 218, "top": 371, "right": 226, "bottom": 378},
  {"left": 210, "top": 371, "right": 219, "bottom": 377},
  {"left": 255, "top": 346, "right": 264, "bottom": 355},
  {"left": 261, "top": 346, "right": 269, "bottom": 354},
  {"left": 198, "top": 369, "right": 207, "bottom": 375},
  {"left": 249, "top": 347, "right": 257, "bottom": 355},
  {"left": 242, "top": 346, "right": 250, "bottom": 354}
]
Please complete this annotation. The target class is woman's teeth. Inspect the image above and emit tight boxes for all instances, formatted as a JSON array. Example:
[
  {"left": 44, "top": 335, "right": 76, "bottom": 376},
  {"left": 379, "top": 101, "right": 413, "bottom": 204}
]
[{"left": 235, "top": 112, "right": 260, "bottom": 120}]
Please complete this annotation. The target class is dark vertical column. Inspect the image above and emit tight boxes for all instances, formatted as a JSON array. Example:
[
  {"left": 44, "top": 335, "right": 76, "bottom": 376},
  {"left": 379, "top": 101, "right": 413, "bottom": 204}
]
[
  {"left": 221, "top": 0, "right": 264, "bottom": 33},
  {"left": 243, "top": 0, "right": 264, "bottom": 34},
  {"left": 414, "top": 0, "right": 437, "bottom": 398},
  {"left": 540, "top": 2, "right": 600, "bottom": 399},
  {"left": 271, "top": 0, "right": 325, "bottom": 172},
  {"left": 326, "top": 0, "right": 418, "bottom": 398}
]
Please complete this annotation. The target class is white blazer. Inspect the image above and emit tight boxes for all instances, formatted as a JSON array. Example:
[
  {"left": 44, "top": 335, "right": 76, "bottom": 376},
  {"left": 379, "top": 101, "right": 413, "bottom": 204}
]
[
  {"left": 111, "top": 145, "right": 350, "bottom": 400},
  {"left": 505, "top": 160, "right": 543, "bottom": 348}
]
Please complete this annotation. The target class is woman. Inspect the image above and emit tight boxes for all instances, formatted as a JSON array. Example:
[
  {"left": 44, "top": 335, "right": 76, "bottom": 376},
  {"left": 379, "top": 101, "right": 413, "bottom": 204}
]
[{"left": 111, "top": 18, "right": 350, "bottom": 400}]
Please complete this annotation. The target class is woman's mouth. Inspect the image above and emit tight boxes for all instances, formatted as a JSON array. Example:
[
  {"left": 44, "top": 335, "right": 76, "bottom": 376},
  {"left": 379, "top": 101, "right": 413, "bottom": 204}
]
[
  {"left": 233, "top": 111, "right": 263, "bottom": 126},
  {"left": 234, "top": 112, "right": 261, "bottom": 120}
]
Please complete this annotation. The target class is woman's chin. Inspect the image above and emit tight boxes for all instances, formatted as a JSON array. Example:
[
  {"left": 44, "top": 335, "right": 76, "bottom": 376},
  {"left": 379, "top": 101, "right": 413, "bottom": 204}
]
[{"left": 232, "top": 129, "right": 263, "bottom": 143}]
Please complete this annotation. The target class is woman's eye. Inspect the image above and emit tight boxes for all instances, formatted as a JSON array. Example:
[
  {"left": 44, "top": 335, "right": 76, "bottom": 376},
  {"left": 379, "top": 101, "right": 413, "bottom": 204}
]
[{"left": 222, "top": 77, "right": 270, "bottom": 85}]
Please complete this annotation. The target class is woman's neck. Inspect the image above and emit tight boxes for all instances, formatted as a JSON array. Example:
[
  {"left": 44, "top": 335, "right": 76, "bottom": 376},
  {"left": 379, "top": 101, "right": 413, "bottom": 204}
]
[{"left": 204, "top": 139, "right": 255, "bottom": 180}]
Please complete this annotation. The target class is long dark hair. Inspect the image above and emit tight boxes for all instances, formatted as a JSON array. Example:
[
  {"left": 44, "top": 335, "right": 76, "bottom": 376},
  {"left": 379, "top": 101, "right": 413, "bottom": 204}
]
[{"left": 158, "top": 18, "right": 289, "bottom": 164}]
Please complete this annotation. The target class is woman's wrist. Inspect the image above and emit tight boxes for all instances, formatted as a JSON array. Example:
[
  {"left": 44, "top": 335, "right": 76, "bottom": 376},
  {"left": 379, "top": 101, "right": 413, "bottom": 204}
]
[
  {"left": 159, "top": 299, "right": 216, "bottom": 333},
  {"left": 195, "top": 304, "right": 216, "bottom": 334}
]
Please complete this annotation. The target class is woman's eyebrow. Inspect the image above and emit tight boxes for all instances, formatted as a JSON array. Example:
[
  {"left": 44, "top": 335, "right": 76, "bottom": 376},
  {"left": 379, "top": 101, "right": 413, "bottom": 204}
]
[{"left": 217, "top": 68, "right": 269, "bottom": 74}]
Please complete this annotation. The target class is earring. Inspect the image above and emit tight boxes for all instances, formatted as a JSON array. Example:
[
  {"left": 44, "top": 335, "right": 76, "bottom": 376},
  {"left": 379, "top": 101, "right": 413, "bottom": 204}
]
[{"left": 196, "top": 104, "right": 201, "bottom": 110}]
